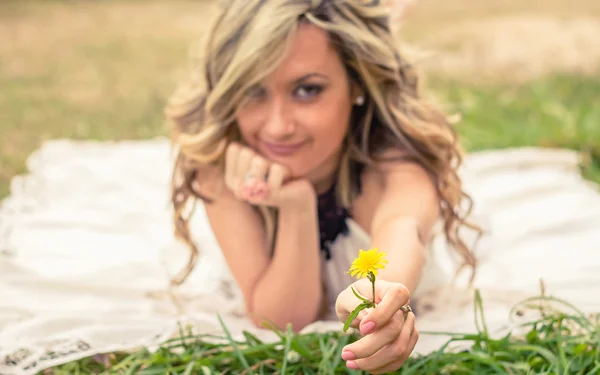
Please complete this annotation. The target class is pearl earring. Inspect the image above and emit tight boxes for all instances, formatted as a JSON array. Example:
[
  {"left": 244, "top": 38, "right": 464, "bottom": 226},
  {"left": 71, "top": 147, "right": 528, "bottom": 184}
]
[{"left": 355, "top": 95, "right": 365, "bottom": 106}]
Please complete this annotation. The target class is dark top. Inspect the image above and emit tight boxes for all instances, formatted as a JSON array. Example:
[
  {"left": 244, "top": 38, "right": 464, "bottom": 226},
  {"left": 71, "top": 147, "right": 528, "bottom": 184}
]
[
  {"left": 317, "top": 163, "right": 364, "bottom": 260},
  {"left": 316, "top": 162, "right": 420, "bottom": 315}
]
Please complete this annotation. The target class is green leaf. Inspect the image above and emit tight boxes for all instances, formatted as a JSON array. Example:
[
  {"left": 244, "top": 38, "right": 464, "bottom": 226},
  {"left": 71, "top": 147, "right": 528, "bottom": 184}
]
[
  {"left": 182, "top": 362, "right": 195, "bottom": 375},
  {"left": 573, "top": 343, "right": 588, "bottom": 355},
  {"left": 526, "top": 328, "right": 538, "bottom": 344},
  {"left": 343, "top": 301, "right": 372, "bottom": 333},
  {"left": 290, "top": 335, "right": 315, "bottom": 361},
  {"left": 242, "top": 331, "right": 263, "bottom": 346},
  {"left": 351, "top": 286, "right": 371, "bottom": 304},
  {"left": 367, "top": 272, "right": 376, "bottom": 284}
]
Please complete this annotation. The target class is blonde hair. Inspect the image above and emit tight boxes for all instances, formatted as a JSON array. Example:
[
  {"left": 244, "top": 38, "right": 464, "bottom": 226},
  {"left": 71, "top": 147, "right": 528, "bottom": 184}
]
[{"left": 165, "top": 0, "right": 480, "bottom": 286}]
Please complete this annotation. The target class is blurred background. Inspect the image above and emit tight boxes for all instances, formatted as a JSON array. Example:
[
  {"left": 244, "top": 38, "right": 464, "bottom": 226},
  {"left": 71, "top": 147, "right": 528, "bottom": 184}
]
[{"left": 1, "top": 0, "right": 599, "bottom": 199}]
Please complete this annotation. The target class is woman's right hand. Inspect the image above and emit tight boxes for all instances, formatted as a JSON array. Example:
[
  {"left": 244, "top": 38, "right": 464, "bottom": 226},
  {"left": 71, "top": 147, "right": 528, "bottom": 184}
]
[{"left": 224, "top": 142, "right": 316, "bottom": 208}]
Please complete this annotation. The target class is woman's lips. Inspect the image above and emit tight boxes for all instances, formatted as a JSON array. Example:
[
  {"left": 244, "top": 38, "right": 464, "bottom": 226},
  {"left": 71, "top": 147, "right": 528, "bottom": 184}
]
[{"left": 260, "top": 140, "right": 306, "bottom": 157}]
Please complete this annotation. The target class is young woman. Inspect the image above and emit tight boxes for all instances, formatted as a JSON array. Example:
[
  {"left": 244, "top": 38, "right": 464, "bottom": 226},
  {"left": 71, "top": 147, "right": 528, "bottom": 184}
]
[{"left": 166, "top": 0, "right": 477, "bottom": 372}]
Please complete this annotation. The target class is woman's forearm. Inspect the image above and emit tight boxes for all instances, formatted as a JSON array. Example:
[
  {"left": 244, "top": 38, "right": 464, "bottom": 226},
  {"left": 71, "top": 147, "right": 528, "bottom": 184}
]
[
  {"left": 374, "top": 217, "right": 426, "bottom": 294},
  {"left": 250, "top": 202, "right": 322, "bottom": 331}
]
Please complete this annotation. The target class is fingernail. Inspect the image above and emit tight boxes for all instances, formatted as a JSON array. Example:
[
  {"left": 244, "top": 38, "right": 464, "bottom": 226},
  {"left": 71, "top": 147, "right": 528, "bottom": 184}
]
[
  {"left": 360, "top": 320, "right": 376, "bottom": 335},
  {"left": 346, "top": 360, "right": 359, "bottom": 370},
  {"left": 341, "top": 350, "right": 356, "bottom": 361}
]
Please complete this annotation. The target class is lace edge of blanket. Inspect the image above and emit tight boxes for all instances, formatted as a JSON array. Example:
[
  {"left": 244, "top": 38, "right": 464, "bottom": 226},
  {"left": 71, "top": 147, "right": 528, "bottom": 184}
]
[{"left": 0, "top": 333, "right": 168, "bottom": 375}]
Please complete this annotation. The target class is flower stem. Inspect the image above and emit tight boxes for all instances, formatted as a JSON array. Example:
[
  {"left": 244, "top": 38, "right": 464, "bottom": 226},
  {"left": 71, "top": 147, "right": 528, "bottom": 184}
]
[{"left": 368, "top": 272, "right": 376, "bottom": 305}]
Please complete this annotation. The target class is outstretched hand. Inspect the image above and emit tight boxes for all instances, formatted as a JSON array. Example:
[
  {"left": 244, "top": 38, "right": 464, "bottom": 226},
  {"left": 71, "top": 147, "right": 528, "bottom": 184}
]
[{"left": 335, "top": 278, "right": 418, "bottom": 374}]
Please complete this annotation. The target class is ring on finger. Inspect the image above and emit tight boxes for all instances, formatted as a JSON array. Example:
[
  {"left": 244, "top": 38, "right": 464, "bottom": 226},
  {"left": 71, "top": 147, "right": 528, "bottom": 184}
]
[{"left": 400, "top": 305, "right": 412, "bottom": 313}]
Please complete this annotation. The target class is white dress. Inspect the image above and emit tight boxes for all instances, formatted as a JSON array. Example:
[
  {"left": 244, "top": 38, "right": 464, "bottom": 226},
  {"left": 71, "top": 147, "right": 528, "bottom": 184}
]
[{"left": 1, "top": 138, "right": 600, "bottom": 375}]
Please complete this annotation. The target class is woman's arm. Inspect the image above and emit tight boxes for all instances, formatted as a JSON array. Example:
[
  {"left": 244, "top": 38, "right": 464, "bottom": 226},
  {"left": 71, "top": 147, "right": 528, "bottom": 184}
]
[
  {"left": 370, "top": 161, "right": 440, "bottom": 292},
  {"left": 251, "top": 183, "right": 322, "bottom": 330},
  {"left": 204, "top": 180, "right": 322, "bottom": 331},
  {"left": 333, "top": 161, "right": 438, "bottom": 373}
]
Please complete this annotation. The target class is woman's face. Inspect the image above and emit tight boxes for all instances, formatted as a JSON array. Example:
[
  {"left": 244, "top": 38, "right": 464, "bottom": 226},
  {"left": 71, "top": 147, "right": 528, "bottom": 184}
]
[{"left": 235, "top": 23, "right": 359, "bottom": 189}]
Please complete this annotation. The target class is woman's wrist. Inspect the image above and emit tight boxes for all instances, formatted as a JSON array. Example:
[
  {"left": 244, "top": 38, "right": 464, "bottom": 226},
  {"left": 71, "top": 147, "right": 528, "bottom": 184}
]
[{"left": 277, "top": 179, "right": 317, "bottom": 211}]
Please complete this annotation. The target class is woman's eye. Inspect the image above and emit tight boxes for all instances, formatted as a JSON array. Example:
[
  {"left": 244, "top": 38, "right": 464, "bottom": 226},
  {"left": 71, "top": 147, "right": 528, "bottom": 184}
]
[{"left": 294, "top": 84, "right": 323, "bottom": 100}]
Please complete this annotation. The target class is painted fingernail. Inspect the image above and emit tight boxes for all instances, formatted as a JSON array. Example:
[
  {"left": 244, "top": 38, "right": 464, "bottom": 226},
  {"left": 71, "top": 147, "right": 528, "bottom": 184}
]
[
  {"left": 346, "top": 360, "right": 359, "bottom": 370},
  {"left": 341, "top": 351, "right": 356, "bottom": 361},
  {"left": 360, "top": 321, "right": 376, "bottom": 335}
]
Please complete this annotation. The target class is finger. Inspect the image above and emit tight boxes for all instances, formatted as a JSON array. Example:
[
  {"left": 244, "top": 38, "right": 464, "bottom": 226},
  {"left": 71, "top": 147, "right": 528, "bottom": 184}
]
[
  {"left": 343, "top": 309, "right": 408, "bottom": 362},
  {"left": 359, "top": 282, "right": 410, "bottom": 335},
  {"left": 368, "top": 323, "right": 419, "bottom": 374},
  {"left": 351, "top": 312, "right": 416, "bottom": 372},
  {"left": 266, "top": 163, "right": 289, "bottom": 191},
  {"left": 367, "top": 358, "right": 404, "bottom": 375},
  {"left": 244, "top": 155, "right": 270, "bottom": 199},
  {"left": 225, "top": 143, "right": 239, "bottom": 191},
  {"left": 248, "top": 155, "right": 270, "bottom": 182},
  {"left": 235, "top": 147, "right": 255, "bottom": 192}
]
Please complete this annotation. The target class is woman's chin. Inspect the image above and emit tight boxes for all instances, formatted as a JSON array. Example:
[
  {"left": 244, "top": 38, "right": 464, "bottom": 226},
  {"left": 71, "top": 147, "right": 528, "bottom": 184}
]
[
  {"left": 286, "top": 167, "right": 309, "bottom": 180},
  {"left": 277, "top": 159, "right": 334, "bottom": 187}
]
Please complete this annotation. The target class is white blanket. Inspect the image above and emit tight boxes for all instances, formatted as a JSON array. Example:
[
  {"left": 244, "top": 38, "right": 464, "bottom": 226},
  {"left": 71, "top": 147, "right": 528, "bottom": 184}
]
[{"left": 1, "top": 139, "right": 599, "bottom": 375}]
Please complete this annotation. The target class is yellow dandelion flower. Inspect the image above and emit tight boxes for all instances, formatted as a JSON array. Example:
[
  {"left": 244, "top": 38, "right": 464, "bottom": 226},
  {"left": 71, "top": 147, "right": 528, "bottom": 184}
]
[{"left": 348, "top": 248, "right": 388, "bottom": 279}]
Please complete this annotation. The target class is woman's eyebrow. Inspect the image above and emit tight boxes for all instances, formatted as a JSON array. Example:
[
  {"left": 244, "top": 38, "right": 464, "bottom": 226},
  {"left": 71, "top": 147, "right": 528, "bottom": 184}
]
[{"left": 291, "top": 72, "right": 330, "bottom": 84}]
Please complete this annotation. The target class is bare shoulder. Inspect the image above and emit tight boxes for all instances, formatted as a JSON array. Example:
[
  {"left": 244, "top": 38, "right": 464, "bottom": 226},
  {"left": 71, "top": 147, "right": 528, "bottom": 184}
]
[
  {"left": 352, "top": 149, "right": 440, "bottom": 240},
  {"left": 372, "top": 149, "right": 436, "bottom": 188}
]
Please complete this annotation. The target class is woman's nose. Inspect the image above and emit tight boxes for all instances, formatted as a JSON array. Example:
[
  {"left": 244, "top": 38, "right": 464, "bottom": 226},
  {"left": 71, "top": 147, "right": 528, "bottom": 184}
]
[{"left": 262, "top": 98, "right": 295, "bottom": 139}]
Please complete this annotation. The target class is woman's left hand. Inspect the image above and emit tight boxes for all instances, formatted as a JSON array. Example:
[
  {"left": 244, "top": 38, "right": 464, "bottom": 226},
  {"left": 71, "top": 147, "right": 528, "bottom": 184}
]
[{"left": 335, "top": 278, "right": 418, "bottom": 374}]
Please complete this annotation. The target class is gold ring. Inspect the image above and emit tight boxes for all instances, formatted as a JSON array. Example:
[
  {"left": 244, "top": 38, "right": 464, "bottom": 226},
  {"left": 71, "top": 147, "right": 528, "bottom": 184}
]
[{"left": 401, "top": 305, "right": 412, "bottom": 313}]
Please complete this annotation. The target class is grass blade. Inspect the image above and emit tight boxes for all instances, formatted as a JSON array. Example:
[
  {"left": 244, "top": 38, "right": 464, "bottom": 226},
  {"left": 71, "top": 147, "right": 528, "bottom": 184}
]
[
  {"left": 217, "top": 314, "right": 253, "bottom": 374},
  {"left": 280, "top": 324, "right": 293, "bottom": 374}
]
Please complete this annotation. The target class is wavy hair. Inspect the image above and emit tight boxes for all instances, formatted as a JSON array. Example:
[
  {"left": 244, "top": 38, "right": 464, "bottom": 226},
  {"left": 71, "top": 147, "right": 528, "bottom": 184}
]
[{"left": 165, "top": 0, "right": 480, "bottom": 286}]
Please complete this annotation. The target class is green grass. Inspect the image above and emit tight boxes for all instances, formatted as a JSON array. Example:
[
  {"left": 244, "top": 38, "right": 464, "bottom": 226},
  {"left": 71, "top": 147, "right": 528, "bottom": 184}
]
[
  {"left": 42, "top": 291, "right": 600, "bottom": 374},
  {"left": 2, "top": 71, "right": 599, "bottom": 198},
  {"left": 430, "top": 74, "right": 600, "bottom": 184},
  {"left": 1, "top": 2, "right": 599, "bottom": 374},
  {"left": 0, "top": 0, "right": 205, "bottom": 198},
  {"left": 1, "top": 2, "right": 599, "bottom": 198}
]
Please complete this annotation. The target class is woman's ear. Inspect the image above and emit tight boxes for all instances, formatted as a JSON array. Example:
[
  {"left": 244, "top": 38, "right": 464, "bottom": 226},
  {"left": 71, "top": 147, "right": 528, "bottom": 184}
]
[{"left": 350, "top": 83, "right": 366, "bottom": 106}]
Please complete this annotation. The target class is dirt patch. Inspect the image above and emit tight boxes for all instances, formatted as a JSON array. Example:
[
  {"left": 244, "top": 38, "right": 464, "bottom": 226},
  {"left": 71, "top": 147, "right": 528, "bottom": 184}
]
[
  {"left": 0, "top": 1, "right": 213, "bottom": 109},
  {"left": 0, "top": 1, "right": 211, "bottom": 77},
  {"left": 408, "top": 15, "right": 600, "bottom": 82},
  {"left": 2, "top": 1, "right": 599, "bottom": 86}
]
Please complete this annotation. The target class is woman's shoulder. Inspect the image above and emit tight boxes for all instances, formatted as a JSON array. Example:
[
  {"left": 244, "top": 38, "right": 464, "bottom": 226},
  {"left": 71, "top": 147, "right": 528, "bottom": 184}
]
[
  {"left": 351, "top": 148, "right": 436, "bottom": 234},
  {"left": 370, "top": 148, "right": 419, "bottom": 172},
  {"left": 359, "top": 148, "right": 426, "bottom": 188}
]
